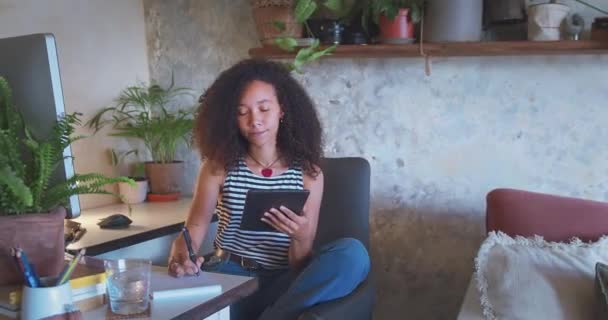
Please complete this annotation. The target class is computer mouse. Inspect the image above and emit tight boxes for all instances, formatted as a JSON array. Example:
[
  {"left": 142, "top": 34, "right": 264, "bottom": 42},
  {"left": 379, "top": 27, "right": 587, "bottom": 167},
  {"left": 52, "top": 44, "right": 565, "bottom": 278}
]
[{"left": 97, "top": 214, "right": 132, "bottom": 229}]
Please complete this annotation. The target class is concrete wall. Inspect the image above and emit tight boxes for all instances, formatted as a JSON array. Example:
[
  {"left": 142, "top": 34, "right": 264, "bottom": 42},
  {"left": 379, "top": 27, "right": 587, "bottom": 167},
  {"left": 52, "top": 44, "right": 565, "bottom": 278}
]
[
  {"left": 0, "top": 0, "right": 150, "bottom": 209},
  {"left": 143, "top": 0, "right": 608, "bottom": 318},
  {"left": 144, "top": 0, "right": 260, "bottom": 194}
]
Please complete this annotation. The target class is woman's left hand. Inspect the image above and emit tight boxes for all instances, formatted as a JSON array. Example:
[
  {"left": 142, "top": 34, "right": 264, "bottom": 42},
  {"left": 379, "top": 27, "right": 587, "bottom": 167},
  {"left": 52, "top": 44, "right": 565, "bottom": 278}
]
[{"left": 262, "top": 206, "right": 310, "bottom": 241}]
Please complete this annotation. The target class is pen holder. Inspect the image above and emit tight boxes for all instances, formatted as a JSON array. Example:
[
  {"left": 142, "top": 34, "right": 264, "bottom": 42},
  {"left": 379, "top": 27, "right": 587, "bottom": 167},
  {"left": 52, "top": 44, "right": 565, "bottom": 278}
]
[{"left": 21, "top": 277, "right": 78, "bottom": 320}]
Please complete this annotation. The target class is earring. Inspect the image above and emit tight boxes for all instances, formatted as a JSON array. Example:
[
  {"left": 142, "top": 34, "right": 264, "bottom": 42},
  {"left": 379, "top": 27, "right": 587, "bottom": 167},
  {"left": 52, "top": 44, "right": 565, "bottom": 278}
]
[{"left": 280, "top": 118, "right": 284, "bottom": 124}]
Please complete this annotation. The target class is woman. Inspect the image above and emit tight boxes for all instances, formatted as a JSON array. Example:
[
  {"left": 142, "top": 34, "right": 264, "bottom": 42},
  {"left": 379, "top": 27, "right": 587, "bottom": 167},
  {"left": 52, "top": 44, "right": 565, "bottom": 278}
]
[{"left": 168, "top": 59, "right": 370, "bottom": 320}]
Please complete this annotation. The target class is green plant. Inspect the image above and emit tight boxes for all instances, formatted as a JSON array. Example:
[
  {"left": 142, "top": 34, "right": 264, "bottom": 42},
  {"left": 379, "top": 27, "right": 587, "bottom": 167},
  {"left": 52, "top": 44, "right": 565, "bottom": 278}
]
[
  {"left": 273, "top": 0, "right": 357, "bottom": 72},
  {"left": 86, "top": 78, "right": 196, "bottom": 164},
  {"left": 0, "top": 76, "right": 133, "bottom": 216},
  {"left": 273, "top": 0, "right": 377, "bottom": 72},
  {"left": 299, "top": 0, "right": 367, "bottom": 23},
  {"left": 275, "top": 37, "right": 337, "bottom": 73},
  {"left": 110, "top": 149, "right": 146, "bottom": 180},
  {"left": 370, "top": 0, "right": 424, "bottom": 24}
]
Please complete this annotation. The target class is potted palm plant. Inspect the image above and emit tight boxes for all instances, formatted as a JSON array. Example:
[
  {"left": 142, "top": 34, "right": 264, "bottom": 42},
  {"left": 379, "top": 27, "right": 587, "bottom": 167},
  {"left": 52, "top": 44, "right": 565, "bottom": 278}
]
[
  {"left": 0, "top": 76, "right": 132, "bottom": 285},
  {"left": 86, "top": 78, "right": 196, "bottom": 200}
]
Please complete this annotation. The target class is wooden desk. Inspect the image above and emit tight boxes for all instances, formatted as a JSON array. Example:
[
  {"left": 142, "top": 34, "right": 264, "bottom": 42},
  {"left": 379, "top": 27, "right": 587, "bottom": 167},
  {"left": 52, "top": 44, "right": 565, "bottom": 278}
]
[
  {"left": 66, "top": 198, "right": 220, "bottom": 266},
  {"left": 67, "top": 199, "right": 194, "bottom": 256},
  {"left": 83, "top": 266, "right": 258, "bottom": 320}
]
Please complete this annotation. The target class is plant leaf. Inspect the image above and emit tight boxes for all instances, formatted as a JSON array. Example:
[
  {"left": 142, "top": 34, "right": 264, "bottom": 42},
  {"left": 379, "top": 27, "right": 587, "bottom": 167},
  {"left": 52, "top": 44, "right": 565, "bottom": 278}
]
[
  {"left": 410, "top": 4, "right": 421, "bottom": 24},
  {"left": 84, "top": 77, "right": 195, "bottom": 163},
  {"left": 292, "top": 39, "right": 335, "bottom": 72},
  {"left": 0, "top": 76, "right": 133, "bottom": 215},
  {"left": 274, "top": 37, "right": 299, "bottom": 52},
  {"left": 0, "top": 165, "right": 33, "bottom": 208},
  {"left": 295, "top": 0, "right": 318, "bottom": 23},
  {"left": 323, "top": 0, "right": 351, "bottom": 19},
  {"left": 309, "top": 44, "right": 336, "bottom": 61},
  {"left": 41, "top": 174, "right": 134, "bottom": 210},
  {"left": 272, "top": 20, "right": 286, "bottom": 32}
]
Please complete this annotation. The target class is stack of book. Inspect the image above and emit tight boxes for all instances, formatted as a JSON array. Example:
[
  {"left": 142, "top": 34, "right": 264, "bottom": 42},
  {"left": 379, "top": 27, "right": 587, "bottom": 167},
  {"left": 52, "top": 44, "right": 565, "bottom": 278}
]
[{"left": 0, "top": 256, "right": 106, "bottom": 319}]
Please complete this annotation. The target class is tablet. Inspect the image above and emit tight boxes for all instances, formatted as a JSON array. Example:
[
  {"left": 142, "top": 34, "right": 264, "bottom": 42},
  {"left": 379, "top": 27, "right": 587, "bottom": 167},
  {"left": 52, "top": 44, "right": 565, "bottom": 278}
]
[{"left": 240, "top": 189, "right": 310, "bottom": 232}]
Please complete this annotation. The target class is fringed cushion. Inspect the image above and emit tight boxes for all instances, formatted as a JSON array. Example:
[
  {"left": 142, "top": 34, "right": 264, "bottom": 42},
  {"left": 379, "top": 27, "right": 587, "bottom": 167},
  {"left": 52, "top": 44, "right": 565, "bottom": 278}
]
[{"left": 475, "top": 231, "right": 608, "bottom": 320}]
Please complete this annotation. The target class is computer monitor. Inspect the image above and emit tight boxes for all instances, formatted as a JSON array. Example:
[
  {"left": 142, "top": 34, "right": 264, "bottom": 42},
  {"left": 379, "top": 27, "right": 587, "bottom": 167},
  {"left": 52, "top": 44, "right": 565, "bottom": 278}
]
[{"left": 0, "top": 33, "right": 80, "bottom": 218}]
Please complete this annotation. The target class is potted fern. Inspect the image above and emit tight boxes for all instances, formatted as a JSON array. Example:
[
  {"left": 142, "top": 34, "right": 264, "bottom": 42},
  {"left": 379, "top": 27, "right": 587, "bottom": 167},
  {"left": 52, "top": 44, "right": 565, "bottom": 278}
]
[
  {"left": 87, "top": 78, "right": 196, "bottom": 200},
  {"left": 0, "top": 76, "right": 132, "bottom": 285}
]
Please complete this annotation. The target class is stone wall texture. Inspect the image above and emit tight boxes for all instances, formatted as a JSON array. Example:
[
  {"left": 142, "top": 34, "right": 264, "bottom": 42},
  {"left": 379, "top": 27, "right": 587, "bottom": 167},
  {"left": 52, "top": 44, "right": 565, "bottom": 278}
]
[{"left": 143, "top": 0, "right": 608, "bottom": 318}]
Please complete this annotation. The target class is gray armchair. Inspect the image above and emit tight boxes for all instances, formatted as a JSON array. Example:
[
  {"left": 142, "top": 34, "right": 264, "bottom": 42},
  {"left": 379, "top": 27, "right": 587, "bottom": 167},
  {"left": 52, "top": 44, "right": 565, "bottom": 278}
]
[{"left": 298, "top": 157, "right": 375, "bottom": 320}]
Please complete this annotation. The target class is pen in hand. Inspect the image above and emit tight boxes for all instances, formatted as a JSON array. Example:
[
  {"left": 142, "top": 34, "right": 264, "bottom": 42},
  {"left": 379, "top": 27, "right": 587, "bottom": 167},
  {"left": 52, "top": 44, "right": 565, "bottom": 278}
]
[{"left": 182, "top": 226, "right": 200, "bottom": 276}]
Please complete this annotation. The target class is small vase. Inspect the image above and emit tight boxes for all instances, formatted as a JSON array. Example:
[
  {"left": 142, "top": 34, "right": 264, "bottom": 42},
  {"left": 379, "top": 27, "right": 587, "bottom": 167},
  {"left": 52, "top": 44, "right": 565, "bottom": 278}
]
[
  {"left": 118, "top": 179, "right": 148, "bottom": 204},
  {"left": 528, "top": 3, "right": 570, "bottom": 41}
]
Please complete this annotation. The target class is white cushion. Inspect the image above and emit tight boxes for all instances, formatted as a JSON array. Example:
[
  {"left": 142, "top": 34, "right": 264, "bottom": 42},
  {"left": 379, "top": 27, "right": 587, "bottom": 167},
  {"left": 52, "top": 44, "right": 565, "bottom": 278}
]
[{"left": 475, "top": 231, "right": 608, "bottom": 320}]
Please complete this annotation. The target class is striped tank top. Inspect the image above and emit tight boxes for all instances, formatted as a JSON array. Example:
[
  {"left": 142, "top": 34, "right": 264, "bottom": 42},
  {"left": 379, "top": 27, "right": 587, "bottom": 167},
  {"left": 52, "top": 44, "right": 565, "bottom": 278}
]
[{"left": 213, "top": 159, "right": 304, "bottom": 269}]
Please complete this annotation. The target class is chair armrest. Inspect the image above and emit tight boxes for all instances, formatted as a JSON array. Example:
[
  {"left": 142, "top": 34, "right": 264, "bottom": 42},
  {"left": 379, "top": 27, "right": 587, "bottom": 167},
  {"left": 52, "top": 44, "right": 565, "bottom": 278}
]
[{"left": 298, "top": 276, "right": 375, "bottom": 320}]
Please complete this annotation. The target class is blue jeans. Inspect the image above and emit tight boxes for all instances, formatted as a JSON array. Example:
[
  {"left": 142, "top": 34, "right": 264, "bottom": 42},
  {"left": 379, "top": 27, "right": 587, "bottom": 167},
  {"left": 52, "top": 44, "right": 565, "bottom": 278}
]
[{"left": 202, "top": 237, "right": 370, "bottom": 320}]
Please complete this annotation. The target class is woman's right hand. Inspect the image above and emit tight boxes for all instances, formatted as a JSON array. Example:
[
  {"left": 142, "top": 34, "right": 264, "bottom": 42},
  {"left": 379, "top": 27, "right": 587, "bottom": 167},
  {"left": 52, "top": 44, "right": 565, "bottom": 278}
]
[
  {"left": 167, "top": 239, "right": 205, "bottom": 278},
  {"left": 167, "top": 161, "right": 223, "bottom": 277}
]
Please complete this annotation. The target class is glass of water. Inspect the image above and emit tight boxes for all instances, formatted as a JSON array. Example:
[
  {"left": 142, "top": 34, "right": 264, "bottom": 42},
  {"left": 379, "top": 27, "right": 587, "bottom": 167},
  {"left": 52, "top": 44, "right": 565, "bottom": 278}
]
[{"left": 104, "top": 259, "right": 151, "bottom": 315}]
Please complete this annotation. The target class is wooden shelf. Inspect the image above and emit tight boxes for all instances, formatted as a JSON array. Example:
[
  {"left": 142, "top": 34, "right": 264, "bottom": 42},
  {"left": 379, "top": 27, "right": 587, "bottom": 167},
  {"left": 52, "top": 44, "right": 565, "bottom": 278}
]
[{"left": 249, "top": 40, "right": 608, "bottom": 59}]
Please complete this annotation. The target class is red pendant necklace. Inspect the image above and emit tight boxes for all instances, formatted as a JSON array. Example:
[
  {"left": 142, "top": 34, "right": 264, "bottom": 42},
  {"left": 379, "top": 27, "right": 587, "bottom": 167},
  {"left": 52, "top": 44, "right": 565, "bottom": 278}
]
[{"left": 248, "top": 154, "right": 281, "bottom": 177}]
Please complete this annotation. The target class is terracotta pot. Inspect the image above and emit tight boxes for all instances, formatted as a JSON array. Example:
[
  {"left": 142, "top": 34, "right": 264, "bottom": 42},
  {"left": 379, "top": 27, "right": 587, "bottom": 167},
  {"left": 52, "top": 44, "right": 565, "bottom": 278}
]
[
  {"left": 145, "top": 161, "right": 183, "bottom": 195},
  {"left": 0, "top": 207, "right": 65, "bottom": 286},
  {"left": 379, "top": 8, "right": 415, "bottom": 43},
  {"left": 251, "top": 0, "right": 302, "bottom": 45}
]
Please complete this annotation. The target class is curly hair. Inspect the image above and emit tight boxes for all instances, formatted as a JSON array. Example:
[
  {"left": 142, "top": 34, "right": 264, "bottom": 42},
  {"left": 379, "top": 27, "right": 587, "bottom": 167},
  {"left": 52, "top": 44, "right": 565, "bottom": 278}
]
[{"left": 194, "top": 59, "right": 323, "bottom": 176}]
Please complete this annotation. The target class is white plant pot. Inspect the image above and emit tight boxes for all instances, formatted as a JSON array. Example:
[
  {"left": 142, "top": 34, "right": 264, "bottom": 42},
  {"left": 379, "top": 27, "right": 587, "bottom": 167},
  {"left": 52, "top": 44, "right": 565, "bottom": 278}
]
[
  {"left": 118, "top": 180, "right": 148, "bottom": 204},
  {"left": 21, "top": 279, "right": 76, "bottom": 320},
  {"left": 528, "top": 3, "right": 570, "bottom": 41}
]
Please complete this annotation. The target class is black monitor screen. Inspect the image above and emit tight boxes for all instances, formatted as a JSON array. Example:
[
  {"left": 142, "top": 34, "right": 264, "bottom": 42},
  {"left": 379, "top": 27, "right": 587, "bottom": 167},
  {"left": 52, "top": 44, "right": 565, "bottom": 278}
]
[{"left": 0, "top": 33, "right": 80, "bottom": 218}]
